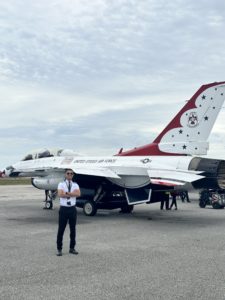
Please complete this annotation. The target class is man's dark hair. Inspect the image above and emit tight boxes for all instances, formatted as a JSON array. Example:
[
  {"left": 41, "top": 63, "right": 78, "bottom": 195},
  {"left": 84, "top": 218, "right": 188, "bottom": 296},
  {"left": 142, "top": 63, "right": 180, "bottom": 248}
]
[{"left": 65, "top": 168, "right": 74, "bottom": 173}]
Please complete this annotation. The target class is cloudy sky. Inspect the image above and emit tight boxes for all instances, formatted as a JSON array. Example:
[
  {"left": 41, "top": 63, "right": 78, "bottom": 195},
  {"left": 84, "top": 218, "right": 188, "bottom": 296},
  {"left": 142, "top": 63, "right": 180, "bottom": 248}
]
[{"left": 0, "top": 0, "right": 225, "bottom": 169}]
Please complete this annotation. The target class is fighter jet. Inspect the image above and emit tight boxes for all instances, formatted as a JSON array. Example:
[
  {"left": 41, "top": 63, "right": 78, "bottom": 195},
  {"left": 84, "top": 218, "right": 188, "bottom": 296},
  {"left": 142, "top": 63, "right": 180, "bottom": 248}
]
[{"left": 3, "top": 81, "right": 225, "bottom": 215}]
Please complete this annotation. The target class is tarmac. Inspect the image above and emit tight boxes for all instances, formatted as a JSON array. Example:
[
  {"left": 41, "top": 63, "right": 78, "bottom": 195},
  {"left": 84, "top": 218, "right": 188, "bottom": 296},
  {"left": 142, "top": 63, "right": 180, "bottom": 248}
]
[{"left": 0, "top": 185, "right": 225, "bottom": 300}]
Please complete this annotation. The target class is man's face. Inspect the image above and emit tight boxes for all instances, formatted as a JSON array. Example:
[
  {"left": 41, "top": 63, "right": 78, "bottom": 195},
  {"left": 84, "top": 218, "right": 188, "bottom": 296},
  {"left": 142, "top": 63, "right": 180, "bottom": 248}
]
[{"left": 65, "top": 170, "right": 74, "bottom": 180}]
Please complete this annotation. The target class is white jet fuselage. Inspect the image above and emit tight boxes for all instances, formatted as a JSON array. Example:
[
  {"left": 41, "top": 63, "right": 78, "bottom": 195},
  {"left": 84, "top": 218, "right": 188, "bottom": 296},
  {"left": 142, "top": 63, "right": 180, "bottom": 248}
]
[{"left": 7, "top": 155, "right": 200, "bottom": 189}]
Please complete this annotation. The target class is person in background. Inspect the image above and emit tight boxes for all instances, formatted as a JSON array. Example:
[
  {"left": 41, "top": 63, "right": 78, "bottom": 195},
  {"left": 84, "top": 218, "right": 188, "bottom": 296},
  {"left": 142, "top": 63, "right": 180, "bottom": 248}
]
[
  {"left": 180, "top": 191, "right": 190, "bottom": 203},
  {"left": 170, "top": 191, "right": 178, "bottom": 210},
  {"left": 160, "top": 192, "right": 170, "bottom": 210}
]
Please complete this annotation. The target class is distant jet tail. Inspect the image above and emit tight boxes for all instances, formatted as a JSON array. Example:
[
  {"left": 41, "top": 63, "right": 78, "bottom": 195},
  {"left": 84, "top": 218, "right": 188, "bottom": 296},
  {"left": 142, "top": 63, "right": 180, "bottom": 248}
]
[{"left": 118, "top": 81, "right": 225, "bottom": 156}]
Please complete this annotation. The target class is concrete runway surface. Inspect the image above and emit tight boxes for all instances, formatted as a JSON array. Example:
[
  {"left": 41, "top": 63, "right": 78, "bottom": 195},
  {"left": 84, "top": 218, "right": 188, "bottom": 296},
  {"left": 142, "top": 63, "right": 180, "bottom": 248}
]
[{"left": 0, "top": 185, "right": 225, "bottom": 300}]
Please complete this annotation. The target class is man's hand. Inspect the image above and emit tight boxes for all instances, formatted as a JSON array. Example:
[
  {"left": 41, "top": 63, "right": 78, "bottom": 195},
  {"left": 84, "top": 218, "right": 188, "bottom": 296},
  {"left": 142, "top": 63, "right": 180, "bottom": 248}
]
[
  {"left": 58, "top": 189, "right": 81, "bottom": 198},
  {"left": 68, "top": 189, "right": 81, "bottom": 197},
  {"left": 58, "top": 189, "right": 69, "bottom": 198}
]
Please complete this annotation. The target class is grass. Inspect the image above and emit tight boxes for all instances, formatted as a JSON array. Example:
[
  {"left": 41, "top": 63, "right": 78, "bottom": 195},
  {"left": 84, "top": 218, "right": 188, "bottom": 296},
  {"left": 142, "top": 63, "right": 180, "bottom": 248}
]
[{"left": 0, "top": 178, "right": 31, "bottom": 185}]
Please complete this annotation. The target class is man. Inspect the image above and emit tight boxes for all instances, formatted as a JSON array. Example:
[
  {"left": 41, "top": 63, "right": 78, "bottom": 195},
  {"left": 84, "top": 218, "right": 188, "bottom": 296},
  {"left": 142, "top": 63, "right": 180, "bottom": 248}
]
[
  {"left": 180, "top": 191, "right": 191, "bottom": 203},
  {"left": 160, "top": 192, "right": 170, "bottom": 210},
  {"left": 170, "top": 191, "right": 178, "bottom": 210},
  {"left": 56, "top": 169, "right": 81, "bottom": 256}
]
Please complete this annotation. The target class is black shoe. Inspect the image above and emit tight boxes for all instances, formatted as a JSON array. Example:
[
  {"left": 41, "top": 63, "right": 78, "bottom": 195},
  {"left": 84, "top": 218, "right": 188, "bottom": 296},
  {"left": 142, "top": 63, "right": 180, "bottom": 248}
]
[
  {"left": 69, "top": 248, "right": 78, "bottom": 255},
  {"left": 57, "top": 250, "right": 62, "bottom": 256}
]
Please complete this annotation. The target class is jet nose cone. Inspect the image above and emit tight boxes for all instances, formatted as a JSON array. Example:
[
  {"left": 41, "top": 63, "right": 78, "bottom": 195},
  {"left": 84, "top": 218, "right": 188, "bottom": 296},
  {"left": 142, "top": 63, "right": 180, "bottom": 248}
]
[{"left": 4, "top": 166, "right": 15, "bottom": 177}]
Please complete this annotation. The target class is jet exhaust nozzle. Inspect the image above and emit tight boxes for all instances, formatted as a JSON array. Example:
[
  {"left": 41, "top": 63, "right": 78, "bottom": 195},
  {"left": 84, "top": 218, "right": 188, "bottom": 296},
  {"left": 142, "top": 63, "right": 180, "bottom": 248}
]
[{"left": 189, "top": 157, "right": 225, "bottom": 190}]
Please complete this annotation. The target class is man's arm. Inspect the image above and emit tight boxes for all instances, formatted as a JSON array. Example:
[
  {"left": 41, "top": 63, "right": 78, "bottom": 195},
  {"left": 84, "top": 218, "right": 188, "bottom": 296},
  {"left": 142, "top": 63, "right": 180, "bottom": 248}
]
[
  {"left": 58, "top": 189, "right": 68, "bottom": 198},
  {"left": 68, "top": 188, "right": 81, "bottom": 198}
]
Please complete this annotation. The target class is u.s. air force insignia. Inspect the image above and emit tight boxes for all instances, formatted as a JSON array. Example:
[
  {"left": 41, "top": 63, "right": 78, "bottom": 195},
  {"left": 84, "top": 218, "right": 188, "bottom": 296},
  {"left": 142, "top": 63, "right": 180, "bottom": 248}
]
[
  {"left": 187, "top": 112, "right": 199, "bottom": 127},
  {"left": 141, "top": 158, "right": 151, "bottom": 164}
]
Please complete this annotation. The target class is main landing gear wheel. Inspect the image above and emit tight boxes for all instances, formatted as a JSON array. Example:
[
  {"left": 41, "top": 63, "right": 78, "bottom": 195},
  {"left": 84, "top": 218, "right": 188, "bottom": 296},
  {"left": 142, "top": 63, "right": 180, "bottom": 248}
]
[
  {"left": 199, "top": 201, "right": 206, "bottom": 208},
  {"left": 83, "top": 200, "right": 97, "bottom": 216}
]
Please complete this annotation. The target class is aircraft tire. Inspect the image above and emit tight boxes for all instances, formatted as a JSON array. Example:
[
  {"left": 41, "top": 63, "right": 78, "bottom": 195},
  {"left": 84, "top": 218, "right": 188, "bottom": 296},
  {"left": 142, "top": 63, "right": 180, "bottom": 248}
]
[
  {"left": 44, "top": 201, "right": 53, "bottom": 210},
  {"left": 199, "top": 201, "right": 206, "bottom": 208},
  {"left": 83, "top": 200, "right": 97, "bottom": 216}
]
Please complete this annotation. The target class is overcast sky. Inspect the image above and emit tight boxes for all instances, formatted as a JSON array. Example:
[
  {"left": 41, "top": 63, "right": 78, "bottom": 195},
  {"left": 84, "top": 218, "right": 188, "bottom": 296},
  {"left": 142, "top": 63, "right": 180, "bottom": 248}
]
[{"left": 0, "top": 0, "right": 225, "bottom": 169}]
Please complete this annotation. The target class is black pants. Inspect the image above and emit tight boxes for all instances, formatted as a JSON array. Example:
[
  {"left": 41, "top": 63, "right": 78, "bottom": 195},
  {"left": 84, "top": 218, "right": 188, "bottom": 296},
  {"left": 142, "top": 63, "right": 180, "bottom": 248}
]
[
  {"left": 57, "top": 206, "right": 77, "bottom": 250},
  {"left": 160, "top": 198, "right": 170, "bottom": 210},
  {"left": 170, "top": 195, "right": 177, "bottom": 209}
]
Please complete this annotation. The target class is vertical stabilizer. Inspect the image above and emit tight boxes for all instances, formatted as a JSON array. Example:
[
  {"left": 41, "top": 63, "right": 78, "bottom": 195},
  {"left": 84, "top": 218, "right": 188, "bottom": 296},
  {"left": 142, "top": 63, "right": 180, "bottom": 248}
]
[{"left": 118, "top": 81, "right": 225, "bottom": 156}]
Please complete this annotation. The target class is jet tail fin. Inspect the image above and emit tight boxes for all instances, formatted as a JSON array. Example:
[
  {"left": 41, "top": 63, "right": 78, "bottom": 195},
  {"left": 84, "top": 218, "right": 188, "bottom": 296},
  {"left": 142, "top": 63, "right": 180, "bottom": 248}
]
[{"left": 119, "top": 81, "right": 225, "bottom": 156}]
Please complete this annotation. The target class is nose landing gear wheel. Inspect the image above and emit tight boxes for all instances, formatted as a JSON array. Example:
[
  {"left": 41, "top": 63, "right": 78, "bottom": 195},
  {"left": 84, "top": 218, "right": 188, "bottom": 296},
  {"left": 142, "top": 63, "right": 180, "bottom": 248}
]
[{"left": 43, "top": 201, "right": 53, "bottom": 210}]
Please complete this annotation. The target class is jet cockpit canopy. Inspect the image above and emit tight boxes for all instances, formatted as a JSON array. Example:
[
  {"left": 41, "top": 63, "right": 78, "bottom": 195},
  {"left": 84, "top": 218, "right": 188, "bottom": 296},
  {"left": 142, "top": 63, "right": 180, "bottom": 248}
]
[{"left": 21, "top": 148, "right": 81, "bottom": 161}]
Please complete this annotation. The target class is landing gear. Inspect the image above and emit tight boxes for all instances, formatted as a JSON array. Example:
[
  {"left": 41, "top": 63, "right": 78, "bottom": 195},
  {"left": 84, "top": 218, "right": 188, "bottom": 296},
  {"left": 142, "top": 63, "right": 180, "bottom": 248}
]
[
  {"left": 199, "top": 189, "right": 225, "bottom": 209},
  {"left": 80, "top": 183, "right": 132, "bottom": 216},
  {"left": 199, "top": 200, "right": 206, "bottom": 208},
  {"left": 43, "top": 190, "right": 57, "bottom": 210},
  {"left": 199, "top": 190, "right": 209, "bottom": 208},
  {"left": 44, "top": 201, "right": 53, "bottom": 209},
  {"left": 211, "top": 193, "right": 224, "bottom": 209},
  {"left": 83, "top": 200, "right": 97, "bottom": 216},
  {"left": 82, "top": 185, "right": 106, "bottom": 216}
]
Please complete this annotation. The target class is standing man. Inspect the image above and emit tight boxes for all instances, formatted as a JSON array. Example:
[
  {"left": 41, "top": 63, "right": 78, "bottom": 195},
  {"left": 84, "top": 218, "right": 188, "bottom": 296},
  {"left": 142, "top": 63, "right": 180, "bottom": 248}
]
[
  {"left": 160, "top": 192, "right": 170, "bottom": 210},
  {"left": 180, "top": 191, "right": 191, "bottom": 203},
  {"left": 56, "top": 169, "right": 81, "bottom": 256},
  {"left": 170, "top": 191, "right": 178, "bottom": 210}
]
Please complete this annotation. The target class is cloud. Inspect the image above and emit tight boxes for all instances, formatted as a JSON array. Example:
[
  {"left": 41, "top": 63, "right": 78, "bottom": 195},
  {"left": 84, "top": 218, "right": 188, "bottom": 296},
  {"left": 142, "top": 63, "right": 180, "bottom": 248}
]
[{"left": 1, "top": 0, "right": 224, "bottom": 87}]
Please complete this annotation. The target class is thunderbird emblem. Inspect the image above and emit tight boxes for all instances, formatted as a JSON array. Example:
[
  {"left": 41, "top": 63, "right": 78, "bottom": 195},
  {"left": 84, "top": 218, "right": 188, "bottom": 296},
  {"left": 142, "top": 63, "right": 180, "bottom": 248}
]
[{"left": 187, "top": 112, "right": 199, "bottom": 127}]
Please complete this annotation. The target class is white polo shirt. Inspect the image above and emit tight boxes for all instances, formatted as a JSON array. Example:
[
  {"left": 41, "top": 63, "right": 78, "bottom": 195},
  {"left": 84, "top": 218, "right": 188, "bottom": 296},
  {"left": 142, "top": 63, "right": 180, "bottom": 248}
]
[{"left": 58, "top": 180, "right": 80, "bottom": 207}]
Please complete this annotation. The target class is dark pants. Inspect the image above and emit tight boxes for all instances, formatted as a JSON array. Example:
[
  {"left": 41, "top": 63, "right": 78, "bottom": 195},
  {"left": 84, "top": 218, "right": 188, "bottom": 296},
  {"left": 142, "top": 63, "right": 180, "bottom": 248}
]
[
  {"left": 57, "top": 206, "right": 77, "bottom": 250},
  {"left": 170, "top": 195, "right": 177, "bottom": 209},
  {"left": 160, "top": 195, "right": 170, "bottom": 210},
  {"left": 180, "top": 191, "right": 190, "bottom": 202}
]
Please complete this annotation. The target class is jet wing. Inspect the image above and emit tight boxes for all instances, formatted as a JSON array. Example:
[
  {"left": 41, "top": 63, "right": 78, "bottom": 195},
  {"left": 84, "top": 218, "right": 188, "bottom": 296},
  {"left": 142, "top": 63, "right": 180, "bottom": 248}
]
[
  {"left": 72, "top": 165, "right": 203, "bottom": 185},
  {"left": 11, "top": 163, "right": 121, "bottom": 179},
  {"left": 147, "top": 169, "right": 204, "bottom": 186}
]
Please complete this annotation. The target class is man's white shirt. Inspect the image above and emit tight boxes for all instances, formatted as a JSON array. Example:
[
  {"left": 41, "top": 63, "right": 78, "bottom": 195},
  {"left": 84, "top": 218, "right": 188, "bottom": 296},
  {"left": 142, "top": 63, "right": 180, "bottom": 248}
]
[{"left": 58, "top": 180, "right": 79, "bottom": 207}]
